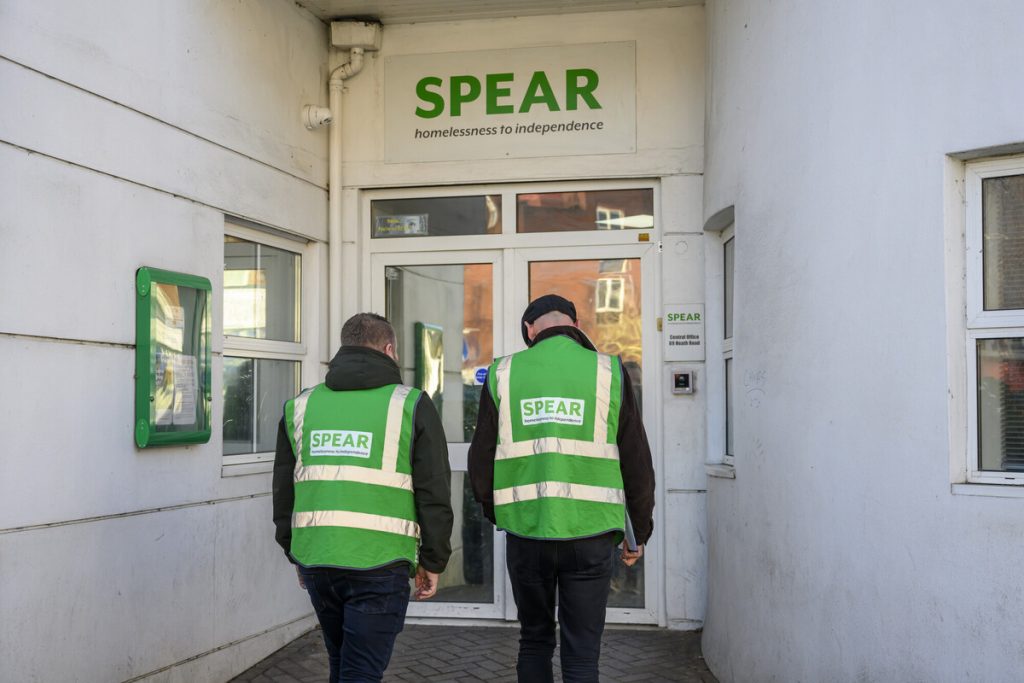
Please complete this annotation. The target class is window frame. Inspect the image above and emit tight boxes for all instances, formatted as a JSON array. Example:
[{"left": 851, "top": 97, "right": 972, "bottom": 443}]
[
  {"left": 964, "top": 158, "right": 1024, "bottom": 485},
  {"left": 703, "top": 211, "right": 736, "bottom": 475},
  {"left": 221, "top": 220, "right": 310, "bottom": 473},
  {"left": 721, "top": 226, "right": 735, "bottom": 466}
]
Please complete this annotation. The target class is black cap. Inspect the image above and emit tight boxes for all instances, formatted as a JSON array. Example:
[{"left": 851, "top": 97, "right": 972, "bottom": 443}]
[{"left": 521, "top": 294, "right": 577, "bottom": 346}]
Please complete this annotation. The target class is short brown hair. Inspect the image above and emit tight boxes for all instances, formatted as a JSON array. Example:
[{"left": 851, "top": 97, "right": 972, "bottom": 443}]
[{"left": 341, "top": 313, "right": 396, "bottom": 350}]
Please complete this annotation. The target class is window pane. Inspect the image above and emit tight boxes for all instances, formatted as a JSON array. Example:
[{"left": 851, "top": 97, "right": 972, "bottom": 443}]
[
  {"left": 977, "top": 338, "right": 1024, "bottom": 472},
  {"left": 371, "top": 196, "right": 501, "bottom": 238},
  {"left": 430, "top": 472, "right": 495, "bottom": 603},
  {"left": 724, "top": 236, "right": 735, "bottom": 340},
  {"left": 517, "top": 189, "right": 654, "bottom": 233},
  {"left": 528, "top": 258, "right": 642, "bottom": 376},
  {"left": 725, "top": 357, "right": 734, "bottom": 457},
  {"left": 223, "top": 357, "right": 299, "bottom": 455},
  {"left": 385, "top": 264, "right": 494, "bottom": 442},
  {"left": 608, "top": 548, "right": 645, "bottom": 608},
  {"left": 982, "top": 175, "right": 1024, "bottom": 311},
  {"left": 224, "top": 236, "right": 301, "bottom": 342}
]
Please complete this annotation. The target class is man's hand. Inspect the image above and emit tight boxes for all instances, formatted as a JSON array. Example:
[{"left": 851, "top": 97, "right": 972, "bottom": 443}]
[
  {"left": 295, "top": 566, "right": 307, "bottom": 589},
  {"left": 621, "top": 543, "right": 644, "bottom": 567},
  {"left": 414, "top": 566, "right": 439, "bottom": 600}
]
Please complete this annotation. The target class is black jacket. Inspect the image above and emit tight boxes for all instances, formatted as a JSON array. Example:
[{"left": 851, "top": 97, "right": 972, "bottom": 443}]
[
  {"left": 467, "top": 326, "right": 656, "bottom": 544},
  {"left": 272, "top": 345, "right": 454, "bottom": 573}
]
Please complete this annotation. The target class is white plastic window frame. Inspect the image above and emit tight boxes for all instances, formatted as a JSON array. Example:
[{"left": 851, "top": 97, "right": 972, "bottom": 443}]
[
  {"left": 704, "top": 214, "right": 735, "bottom": 477},
  {"left": 222, "top": 220, "right": 309, "bottom": 473},
  {"left": 963, "top": 158, "right": 1024, "bottom": 486},
  {"left": 721, "top": 226, "right": 735, "bottom": 466}
]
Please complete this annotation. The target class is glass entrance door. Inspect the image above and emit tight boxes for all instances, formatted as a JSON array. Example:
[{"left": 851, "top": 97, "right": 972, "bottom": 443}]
[
  {"left": 363, "top": 181, "right": 662, "bottom": 625},
  {"left": 512, "top": 245, "right": 659, "bottom": 624},
  {"left": 370, "top": 250, "right": 506, "bottom": 619}
]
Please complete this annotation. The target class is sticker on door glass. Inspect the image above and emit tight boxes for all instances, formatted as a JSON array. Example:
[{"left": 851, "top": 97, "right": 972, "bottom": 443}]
[
  {"left": 374, "top": 214, "right": 429, "bottom": 238},
  {"left": 520, "top": 397, "right": 585, "bottom": 426}
]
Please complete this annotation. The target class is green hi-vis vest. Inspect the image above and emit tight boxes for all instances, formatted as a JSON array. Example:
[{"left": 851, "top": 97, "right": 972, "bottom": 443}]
[
  {"left": 284, "top": 383, "right": 422, "bottom": 571},
  {"left": 488, "top": 334, "right": 625, "bottom": 541}
]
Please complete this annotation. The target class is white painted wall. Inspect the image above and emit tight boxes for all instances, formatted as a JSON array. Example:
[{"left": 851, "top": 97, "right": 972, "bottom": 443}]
[
  {"left": 0, "top": 1, "right": 329, "bottom": 680},
  {"left": 337, "top": 7, "right": 708, "bottom": 629},
  {"left": 702, "top": 0, "right": 1024, "bottom": 680}
]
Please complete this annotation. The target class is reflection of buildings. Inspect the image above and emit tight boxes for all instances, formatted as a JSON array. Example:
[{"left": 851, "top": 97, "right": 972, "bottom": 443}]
[
  {"left": 529, "top": 259, "right": 642, "bottom": 369},
  {"left": 517, "top": 190, "right": 654, "bottom": 232},
  {"left": 979, "top": 340, "right": 1024, "bottom": 472},
  {"left": 462, "top": 263, "right": 494, "bottom": 373},
  {"left": 596, "top": 258, "right": 629, "bottom": 324}
]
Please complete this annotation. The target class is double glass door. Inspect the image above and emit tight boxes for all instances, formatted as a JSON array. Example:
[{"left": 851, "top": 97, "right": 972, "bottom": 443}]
[
  {"left": 370, "top": 244, "right": 656, "bottom": 624},
  {"left": 364, "top": 183, "right": 660, "bottom": 623}
]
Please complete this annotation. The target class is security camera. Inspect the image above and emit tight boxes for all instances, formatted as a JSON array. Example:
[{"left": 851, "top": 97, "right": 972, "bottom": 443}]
[{"left": 302, "top": 105, "right": 333, "bottom": 130}]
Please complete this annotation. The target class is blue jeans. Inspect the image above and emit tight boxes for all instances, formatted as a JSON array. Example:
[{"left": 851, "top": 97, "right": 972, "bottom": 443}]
[
  {"left": 298, "top": 564, "right": 411, "bottom": 683},
  {"left": 506, "top": 533, "right": 615, "bottom": 683}
]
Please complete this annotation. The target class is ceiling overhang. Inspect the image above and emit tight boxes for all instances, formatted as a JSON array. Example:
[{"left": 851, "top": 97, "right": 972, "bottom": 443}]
[{"left": 295, "top": 0, "right": 700, "bottom": 25}]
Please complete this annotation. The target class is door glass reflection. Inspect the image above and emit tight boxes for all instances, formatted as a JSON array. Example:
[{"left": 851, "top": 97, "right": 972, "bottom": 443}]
[
  {"left": 386, "top": 263, "right": 496, "bottom": 604},
  {"left": 385, "top": 263, "right": 494, "bottom": 442},
  {"left": 517, "top": 189, "right": 654, "bottom": 233},
  {"left": 432, "top": 472, "right": 495, "bottom": 603},
  {"left": 529, "top": 258, "right": 645, "bottom": 608}
]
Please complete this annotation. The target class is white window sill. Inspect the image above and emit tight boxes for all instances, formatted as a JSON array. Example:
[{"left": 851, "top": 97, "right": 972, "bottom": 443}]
[
  {"left": 951, "top": 483, "right": 1024, "bottom": 499},
  {"left": 222, "top": 461, "right": 274, "bottom": 477},
  {"left": 705, "top": 463, "right": 736, "bottom": 479}
]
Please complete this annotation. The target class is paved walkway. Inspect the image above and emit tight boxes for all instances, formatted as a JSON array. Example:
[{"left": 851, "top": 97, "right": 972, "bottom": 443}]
[{"left": 232, "top": 624, "right": 718, "bottom": 682}]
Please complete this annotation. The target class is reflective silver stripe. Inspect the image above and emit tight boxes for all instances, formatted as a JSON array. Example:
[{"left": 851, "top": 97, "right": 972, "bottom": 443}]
[
  {"left": 594, "top": 354, "right": 612, "bottom": 444},
  {"left": 381, "top": 385, "right": 413, "bottom": 472},
  {"left": 493, "top": 481, "right": 625, "bottom": 506},
  {"left": 495, "top": 356, "right": 514, "bottom": 445},
  {"left": 496, "top": 437, "right": 619, "bottom": 461},
  {"left": 291, "top": 388, "right": 316, "bottom": 475},
  {"left": 292, "top": 510, "right": 420, "bottom": 538},
  {"left": 294, "top": 465, "right": 413, "bottom": 490}
]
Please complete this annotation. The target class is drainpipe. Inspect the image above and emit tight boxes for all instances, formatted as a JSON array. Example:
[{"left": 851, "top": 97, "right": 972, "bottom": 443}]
[
  {"left": 321, "top": 20, "right": 382, "bottom": 351},
  {"left": 327, "top": 47, "right": 365, "bottom": 350}
]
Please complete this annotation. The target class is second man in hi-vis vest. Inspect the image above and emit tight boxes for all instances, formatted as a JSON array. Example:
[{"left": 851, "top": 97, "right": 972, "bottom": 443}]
[
  {"left": 469, "top": 295, "right": 656, "bottom": 683},
  {"left": 273, "top": 313, "right": 453, "bottom": 683}
]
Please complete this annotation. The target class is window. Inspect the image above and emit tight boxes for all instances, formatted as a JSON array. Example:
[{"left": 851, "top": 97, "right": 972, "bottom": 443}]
[
  {"left": 723, "top": 228, "right": 735, "bottom": 464},
  {"left": 596, "top": 276, "right": 626, "bottom": 313},
  {"left": 370, "top": 195, "right": 501, "bottom": 238},
  {"left": 703, "top": 207, "right": 735, "bottom": 475},
  {"left": 596, "top": 206, "right": 626, "bottom": 230},
  {"left": 517, "top": 189, "right": 654, "bottom": 233},
  {"left": 965, "top": 159, "right": 1024, "bottom": 484},
  {"left": 222, "top": 222, "right": 305, "bottom": 471}
]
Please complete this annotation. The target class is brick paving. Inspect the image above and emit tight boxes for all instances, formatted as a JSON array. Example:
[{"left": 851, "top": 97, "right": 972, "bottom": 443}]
[{"left": 232, "top": 624, "right": 717, "bottom": 682}]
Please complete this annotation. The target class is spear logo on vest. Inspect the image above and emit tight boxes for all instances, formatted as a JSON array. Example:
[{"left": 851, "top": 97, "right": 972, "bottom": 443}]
[
  {"left": 520, "top": 397, "right": 585, "bottom": 426},
  {"left": 309, "top": 430, "right": 373, "bottom": 458}
]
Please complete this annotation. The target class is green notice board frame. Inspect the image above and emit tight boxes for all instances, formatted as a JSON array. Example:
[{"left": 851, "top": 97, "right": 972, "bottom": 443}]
[{"left": 135, "top": 267, "right": 212, "bottom": 448}]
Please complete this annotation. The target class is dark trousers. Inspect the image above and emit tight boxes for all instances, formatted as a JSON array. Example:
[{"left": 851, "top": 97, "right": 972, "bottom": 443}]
[
  {"left": 298, "top": 565, "right": 411, "bottom": 683},
  {"left": 506, "top": 533, "right": 615, "bottom": 683}
]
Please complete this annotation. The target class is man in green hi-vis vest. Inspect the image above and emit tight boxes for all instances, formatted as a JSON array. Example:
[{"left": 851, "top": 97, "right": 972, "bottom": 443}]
[
  {"left": 469, "top": 295, "right": 655, "bottom": 683},
  {"left": 273, "top": 313, "right": 453, "bottom": 683}
]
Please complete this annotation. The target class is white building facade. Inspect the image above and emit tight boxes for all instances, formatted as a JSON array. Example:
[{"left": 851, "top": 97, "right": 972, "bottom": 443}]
[
  {"left": 0, "top": 2, "right": 329, "bottom": 681},
  {"left": 2, "top": 0, "right": 1023, "bottom": 681},
  {"left": 701, "top": 1, "right": 1024, "bottom": 681}
]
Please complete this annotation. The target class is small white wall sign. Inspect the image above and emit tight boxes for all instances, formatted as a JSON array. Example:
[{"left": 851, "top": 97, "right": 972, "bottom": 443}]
[
  {"left": 385, "top": 42, "right": 637, "bottom": 163},
  {"left": 664, "top": 304, "right": 704, "bottom": 361}
]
